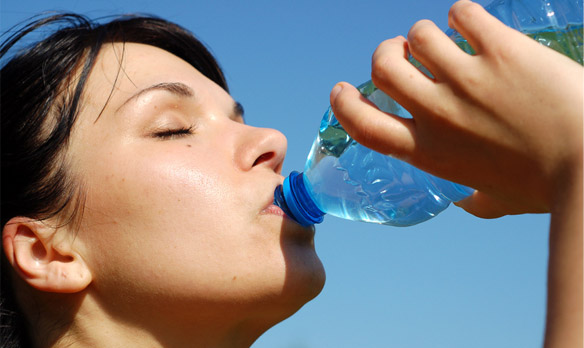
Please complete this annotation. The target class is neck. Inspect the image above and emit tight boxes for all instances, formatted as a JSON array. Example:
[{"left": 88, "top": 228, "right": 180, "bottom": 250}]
[{"left": 42, "top": 293, "right": 277, "bottom": 348}]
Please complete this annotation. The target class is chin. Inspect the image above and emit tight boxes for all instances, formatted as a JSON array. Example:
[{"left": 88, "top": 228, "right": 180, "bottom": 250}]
[
  {"left": 260, "top": 267, "right": 325, "bottom": 336},
  {"left": 279, "top": 243, "right": 326, "bottom": 308},
  {"left": 262, "top": 219, "right": 326, "bottom": 325},
  {"left": 228, "top": 249, "right": 326, "bottom": 346}
]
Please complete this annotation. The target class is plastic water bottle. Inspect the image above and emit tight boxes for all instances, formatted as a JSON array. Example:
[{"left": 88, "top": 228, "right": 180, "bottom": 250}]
[{"left": 274, "top": 0, "right": 584, "bottom": 227}]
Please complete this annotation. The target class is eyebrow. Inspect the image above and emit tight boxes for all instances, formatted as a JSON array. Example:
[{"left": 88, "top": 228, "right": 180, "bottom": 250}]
[
  {"left": 116, "top": 82, "right": 194, "bottom": 113},
  {"left": 115, "top": 81, "right": 244, "bottom": 122}
]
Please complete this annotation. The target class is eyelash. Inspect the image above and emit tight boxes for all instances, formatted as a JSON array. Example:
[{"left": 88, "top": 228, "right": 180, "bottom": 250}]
[{"left": 152, "top": 125, "right": 196, "bottom": 140}]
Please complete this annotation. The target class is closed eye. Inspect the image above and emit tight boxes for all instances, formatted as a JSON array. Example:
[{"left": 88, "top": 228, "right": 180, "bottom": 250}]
[{"left": 152, "top": 125, "right": 196, "bottom": 140}]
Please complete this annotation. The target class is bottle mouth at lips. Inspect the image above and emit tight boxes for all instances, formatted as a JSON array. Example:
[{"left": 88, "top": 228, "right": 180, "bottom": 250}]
[{"left": 273, "top": 171, "right": 324, "bottom": 227}]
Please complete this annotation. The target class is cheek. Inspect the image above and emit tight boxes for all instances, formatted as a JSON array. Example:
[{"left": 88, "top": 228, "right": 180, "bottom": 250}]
[
  {"left": 82, "top": 151, "right": 232, "bottom": 237},
  {"left": 89, "top": 140, "right": 219, "bottom": 205},
  {"left": 77, "top": 147, "right": 252, "bottom": 272}
]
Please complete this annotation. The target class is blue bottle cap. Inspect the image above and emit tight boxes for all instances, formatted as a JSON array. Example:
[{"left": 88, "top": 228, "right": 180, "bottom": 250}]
[{"left": 282, "top": 171, "right": 324, "bottom": 227}]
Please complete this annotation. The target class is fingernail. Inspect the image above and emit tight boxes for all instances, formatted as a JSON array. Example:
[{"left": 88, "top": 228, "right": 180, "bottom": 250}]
[{"left": 330, "top": 83, "right": 343, "bottom": 104}]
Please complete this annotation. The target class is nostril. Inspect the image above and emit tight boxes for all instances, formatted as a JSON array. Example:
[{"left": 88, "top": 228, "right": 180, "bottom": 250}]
[{"left": 253, "top": 152, "right": 274, "bottom": 167}]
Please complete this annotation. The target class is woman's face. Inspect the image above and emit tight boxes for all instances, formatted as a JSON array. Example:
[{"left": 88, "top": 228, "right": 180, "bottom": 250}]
[{"left": 68, "top": 43, "right": 324, "bottom": 329}]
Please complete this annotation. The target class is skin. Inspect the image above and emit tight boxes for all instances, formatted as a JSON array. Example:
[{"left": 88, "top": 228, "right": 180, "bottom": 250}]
[
  {"left": 330, "top": 1, "right": 582, "bottom": 347},
  {"left": 4, "top": 42, "right": 325, "bottom": 347}
]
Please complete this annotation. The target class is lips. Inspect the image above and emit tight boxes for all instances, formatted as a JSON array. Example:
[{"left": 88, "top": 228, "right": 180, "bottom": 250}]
[
  {"left": 260, "top": 180, "right": 287, "bottom": 217},
  {"left": 261, "top": 204, "right": 286, "bottom": 217}
]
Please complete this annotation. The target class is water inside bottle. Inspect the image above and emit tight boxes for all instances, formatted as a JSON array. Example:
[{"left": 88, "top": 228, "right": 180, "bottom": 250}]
[
  {"left": 449, "top": 24, "right": 583, "bottom": 64},
  {"left": 305, "top": 108, "right": 473, "bottom": 226},
  {"left": 529, "top": 24, "right": 583, "bottom": 64}
]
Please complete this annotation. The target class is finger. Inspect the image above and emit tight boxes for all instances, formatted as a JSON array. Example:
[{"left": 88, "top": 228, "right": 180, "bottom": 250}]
[
  {"left": 448, "top": 0, "right": 514, "bottom": 55},
  {"left": 454, "top": 190, "right": 527, "bottom": 219},
  {"left": 370, "top": 36, "right": 445, "bottom": 118},
  {"left": 406, "top": 19, "right": 473, "bottom": 81},
  {"left": 330, "top": 82, "right": 416, "bottom": 159}
]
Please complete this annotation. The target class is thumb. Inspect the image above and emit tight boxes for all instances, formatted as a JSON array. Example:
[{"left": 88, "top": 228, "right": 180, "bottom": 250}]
[
  {"left": 330, "top": 82, "right": 417, "bottom": 160},
  {"left": 454, "top": 190, "right": 525, "bottom": 219}
]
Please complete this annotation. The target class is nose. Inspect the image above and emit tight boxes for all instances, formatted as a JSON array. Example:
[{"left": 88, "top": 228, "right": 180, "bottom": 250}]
[{"left": 235, "top": 125, "right": 287, "bottom": 174}]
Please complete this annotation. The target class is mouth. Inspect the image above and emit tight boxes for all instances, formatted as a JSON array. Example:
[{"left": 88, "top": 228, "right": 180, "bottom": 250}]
[
  {"left": 260, "top": 185, "right": 317, "bottom": 241},
  {"left": 259, "top": 181, "right": 286, "bottom": 217},
  {"left": 259, "top": 180, "right": 316, "bottom": 234},
  {"left": 261, "top": 203, "right": 286, "bottom": 217},
  {"left": 260, "top": 181, "right": 301, "bottom": 225}
]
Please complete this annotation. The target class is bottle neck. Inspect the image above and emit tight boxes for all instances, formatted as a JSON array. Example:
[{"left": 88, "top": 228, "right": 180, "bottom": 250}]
[{"left": 274, "top": 171, "right": 324, "bottom": 227}]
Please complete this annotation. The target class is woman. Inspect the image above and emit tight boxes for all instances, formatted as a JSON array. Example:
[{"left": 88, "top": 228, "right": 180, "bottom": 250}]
[
  {"left": 1, "top": 14, "right": 325, "bottom": 347},
  {"left": 3, "top": 2, "right": 582, "bottom": 347}
]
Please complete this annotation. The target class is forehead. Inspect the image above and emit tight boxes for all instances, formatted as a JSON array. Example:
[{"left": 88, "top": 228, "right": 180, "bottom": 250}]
[{"left": 83, "top": 42, "right": 229, "bottom": 114}]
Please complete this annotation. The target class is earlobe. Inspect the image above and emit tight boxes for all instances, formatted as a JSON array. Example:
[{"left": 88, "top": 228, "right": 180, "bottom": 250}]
[{"left": 2, "top": 217, "right": 92, "bottom": 293}]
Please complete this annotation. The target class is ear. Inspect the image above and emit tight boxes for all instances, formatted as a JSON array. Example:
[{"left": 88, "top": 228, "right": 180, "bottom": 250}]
[{"left": 2, "top": 217, "right": 92, "bottom": 293}]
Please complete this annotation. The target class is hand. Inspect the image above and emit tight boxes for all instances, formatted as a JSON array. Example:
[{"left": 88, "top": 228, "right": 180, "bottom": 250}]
[{"left": 329, "top": 0, "right": 583, "bottom": 218}]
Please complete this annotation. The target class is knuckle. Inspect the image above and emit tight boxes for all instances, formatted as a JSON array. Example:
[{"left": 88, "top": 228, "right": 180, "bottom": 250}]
[
  {"left": 371, "top": 60, "right": 398, "bottom": 91},
  {"left": 371, "top": 38, "right": 405, "bottom": 84},
  {"left": 407, "top": 20, "right": 439, "bottom": 53},
  {"left": 407, "top": 20, "right": 435, "bottom": 42},
  {"left": 371, "top": 55, "right": 390, "bottom": 83},
  {"left": 456, "top": 65, "right": 482, "bottom": 90},
  {"left": 351, "top": 123, "right": 376, "bottom": 148},
  {"left": 449, "top": 1, "right": 482, "bottom": 27},
  {"left": 371, "top": 57, "right": 392, "bottom": 82}
]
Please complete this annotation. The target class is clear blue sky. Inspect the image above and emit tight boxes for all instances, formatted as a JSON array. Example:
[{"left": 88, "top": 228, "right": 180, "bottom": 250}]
[{"left": 1, "top": 1, "right": 551, "bottom": 347}]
